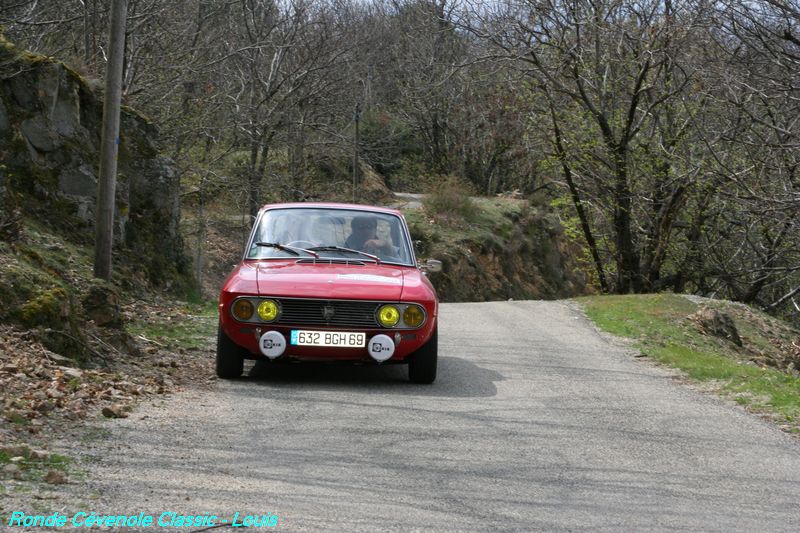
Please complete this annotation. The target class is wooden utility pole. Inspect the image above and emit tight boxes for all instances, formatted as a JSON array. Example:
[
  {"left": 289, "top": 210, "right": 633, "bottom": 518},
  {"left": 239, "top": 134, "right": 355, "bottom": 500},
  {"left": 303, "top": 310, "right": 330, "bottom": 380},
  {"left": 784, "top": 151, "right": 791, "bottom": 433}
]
[{"left": 94, "top": 0, "right": 128, "bottom": 280}]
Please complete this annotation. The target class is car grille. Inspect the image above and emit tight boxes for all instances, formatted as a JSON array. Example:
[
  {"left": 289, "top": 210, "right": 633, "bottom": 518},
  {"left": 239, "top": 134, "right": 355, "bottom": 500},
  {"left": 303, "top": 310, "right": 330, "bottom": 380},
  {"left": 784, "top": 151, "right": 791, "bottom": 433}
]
[{"left": 275, "top": 298, "right": 380, "bottom": 328}]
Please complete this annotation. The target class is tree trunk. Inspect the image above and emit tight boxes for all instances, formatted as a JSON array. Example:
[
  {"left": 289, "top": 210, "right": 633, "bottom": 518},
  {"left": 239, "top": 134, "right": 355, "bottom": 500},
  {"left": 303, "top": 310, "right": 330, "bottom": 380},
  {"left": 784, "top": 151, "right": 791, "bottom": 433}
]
[
  {"left": 612, "top": 146, "right": 641, "bottom": 293},
  {"left": 353, "top": 103, "right": 360, "bottom": 203},
  {"left": 288, "top": 110, "right": 306, "bottom": 200},
  {"left": 247, "top": 139, "right": 261, "bottom": 220},
  {"left": 248, "top": 140, "right": 270, "bottom": 220},
  {"left": 549, "top": 103, "right": 609, "bottom": 292},
  {"left": 674, "top": 190, "right": 712, "bottom": 293},
  {"left": 641, "top": 180, "right": 687, "bottom": 291},
  {"left": 83, "top": 2, "right": 92, "bottom": 64}
]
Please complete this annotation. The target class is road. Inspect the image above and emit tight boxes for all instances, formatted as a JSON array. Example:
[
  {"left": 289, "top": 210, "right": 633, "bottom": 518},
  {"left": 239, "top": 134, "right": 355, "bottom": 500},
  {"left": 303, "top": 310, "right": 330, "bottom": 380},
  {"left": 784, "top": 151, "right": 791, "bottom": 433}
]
[{"left": 88, "top": 301, "right": 800, "bottom": 531}]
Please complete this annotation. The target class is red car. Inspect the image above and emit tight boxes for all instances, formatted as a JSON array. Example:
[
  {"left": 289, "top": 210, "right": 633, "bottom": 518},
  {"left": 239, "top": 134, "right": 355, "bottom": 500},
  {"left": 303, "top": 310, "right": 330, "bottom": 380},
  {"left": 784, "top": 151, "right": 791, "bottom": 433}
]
[{"left": 216, "top": 203, "right": 441, "bottom": 383}]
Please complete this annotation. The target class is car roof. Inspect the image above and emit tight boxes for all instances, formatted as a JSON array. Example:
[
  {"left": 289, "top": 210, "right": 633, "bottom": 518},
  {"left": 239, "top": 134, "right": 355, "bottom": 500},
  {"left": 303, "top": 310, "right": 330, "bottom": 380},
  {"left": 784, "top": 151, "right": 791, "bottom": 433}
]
[{"left": 259, "top": 202, "right": 403, "bottom": 217}]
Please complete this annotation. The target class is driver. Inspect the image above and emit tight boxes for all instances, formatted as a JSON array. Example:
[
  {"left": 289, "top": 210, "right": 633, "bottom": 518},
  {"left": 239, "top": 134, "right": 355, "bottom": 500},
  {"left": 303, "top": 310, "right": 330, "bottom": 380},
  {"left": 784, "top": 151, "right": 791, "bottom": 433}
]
[{"left": 345, "top": 216, "right": 394, "bottom": 256}]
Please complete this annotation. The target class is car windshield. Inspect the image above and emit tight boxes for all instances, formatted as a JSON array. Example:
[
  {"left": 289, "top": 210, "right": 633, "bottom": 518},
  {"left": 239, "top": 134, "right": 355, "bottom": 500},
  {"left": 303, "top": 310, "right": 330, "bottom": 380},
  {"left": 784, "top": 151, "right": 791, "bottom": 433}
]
[{"left": 247, "top": 208, "right": 413, "bottom": 265}]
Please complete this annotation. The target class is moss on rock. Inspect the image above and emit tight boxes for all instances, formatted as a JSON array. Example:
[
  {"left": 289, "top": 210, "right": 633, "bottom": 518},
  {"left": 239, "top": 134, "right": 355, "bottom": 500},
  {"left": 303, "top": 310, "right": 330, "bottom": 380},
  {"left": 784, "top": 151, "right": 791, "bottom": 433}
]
[
  {"left": 18, "top": 287, "right": 69, "bottom": 328},
  {"left": 0, "top": 258, "right": 61, "bottom": 319}
]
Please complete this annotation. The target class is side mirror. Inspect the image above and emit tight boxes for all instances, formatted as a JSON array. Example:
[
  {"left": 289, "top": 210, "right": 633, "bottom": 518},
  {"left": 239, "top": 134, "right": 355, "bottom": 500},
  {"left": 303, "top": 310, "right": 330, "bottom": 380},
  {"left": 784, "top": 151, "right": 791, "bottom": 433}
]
[{"left": 419, "top": 259, "right": 442, "bottom": 273}]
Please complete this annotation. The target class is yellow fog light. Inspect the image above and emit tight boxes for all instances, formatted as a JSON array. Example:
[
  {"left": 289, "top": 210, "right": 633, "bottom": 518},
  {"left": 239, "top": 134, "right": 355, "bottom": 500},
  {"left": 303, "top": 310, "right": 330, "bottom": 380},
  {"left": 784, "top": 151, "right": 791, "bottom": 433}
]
[
  {"left": 232, "top": 299, "right": 254, "bottom": 321},
  {"left": 378, "top": 305, "right": 400, "bottom": 327},
  {"left": 403, "top": 305, "right": 425, "bottom": 328},
  {"left": 257, "top": 299, "right": 280, "bottom": 322}
]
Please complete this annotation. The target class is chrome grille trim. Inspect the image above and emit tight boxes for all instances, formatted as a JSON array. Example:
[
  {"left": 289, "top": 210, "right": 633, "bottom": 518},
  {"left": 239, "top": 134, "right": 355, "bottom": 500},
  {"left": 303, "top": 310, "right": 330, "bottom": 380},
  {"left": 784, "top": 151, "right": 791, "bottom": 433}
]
[{"left": 274, "top": 298, "right": 381, "bottom": 328}]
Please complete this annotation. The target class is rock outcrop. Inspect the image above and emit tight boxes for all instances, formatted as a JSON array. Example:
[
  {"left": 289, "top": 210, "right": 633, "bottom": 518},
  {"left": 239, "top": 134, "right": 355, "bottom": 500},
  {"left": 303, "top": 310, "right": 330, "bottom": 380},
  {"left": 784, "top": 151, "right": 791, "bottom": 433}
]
[
  {"left": 0, "top": 34, "right": 187, "bottom": 284},
  {"left": 409, "top": 203, "right": 587, "bottom": 302},
  {"left": 691, "top": 307, "right": 743, "bottom": 347}
]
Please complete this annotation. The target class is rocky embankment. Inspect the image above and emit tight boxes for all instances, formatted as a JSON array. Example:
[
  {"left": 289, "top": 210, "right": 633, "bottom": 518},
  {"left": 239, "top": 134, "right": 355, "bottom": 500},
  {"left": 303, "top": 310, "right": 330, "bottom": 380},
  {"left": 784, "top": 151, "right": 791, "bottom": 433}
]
[
  {"left": 405, "top": 197, "right": 587, "bottom": 302},
  {"left": 0, "top": 34, "right": 200, "bottom": 459},
  {"left": 0, "top": 33, "right": 190, "bottom": 356},
  {"left": 0, "top": 33, "right": 186, "bottom": 282}
]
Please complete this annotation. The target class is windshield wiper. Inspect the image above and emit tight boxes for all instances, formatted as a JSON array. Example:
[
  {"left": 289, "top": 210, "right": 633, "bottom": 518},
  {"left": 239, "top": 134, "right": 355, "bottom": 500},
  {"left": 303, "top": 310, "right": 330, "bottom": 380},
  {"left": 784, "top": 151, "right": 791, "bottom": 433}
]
[
  {"left": 308, "top": 246, "right": 381, "bottom": 264},
  {"left": 255, "top": 242, "right": 319, "bottom": 258}
]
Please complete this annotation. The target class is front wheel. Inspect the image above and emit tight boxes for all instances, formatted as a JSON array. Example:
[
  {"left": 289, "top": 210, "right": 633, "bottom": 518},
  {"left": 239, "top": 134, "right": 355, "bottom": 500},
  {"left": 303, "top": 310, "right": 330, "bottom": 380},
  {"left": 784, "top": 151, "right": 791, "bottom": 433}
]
[
  {"left": 216, "top": 326, "right": 244, "bottom": 378},
  {"left": 408, "top": 327, "right": 437, "bottom": 384}
]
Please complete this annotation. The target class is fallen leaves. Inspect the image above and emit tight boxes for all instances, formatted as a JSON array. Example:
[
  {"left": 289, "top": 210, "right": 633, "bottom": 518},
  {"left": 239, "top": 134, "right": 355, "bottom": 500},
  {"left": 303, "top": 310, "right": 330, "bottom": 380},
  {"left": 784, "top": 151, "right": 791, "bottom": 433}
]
[
  {"left": 0, "top": 336, "right": 160, "bottom": 434},
  {"left": 1, "top": 297, "right": 215, "bottom": 492},
  {"left": 0, "top": 310, "right": 213, "bottom": 443}
]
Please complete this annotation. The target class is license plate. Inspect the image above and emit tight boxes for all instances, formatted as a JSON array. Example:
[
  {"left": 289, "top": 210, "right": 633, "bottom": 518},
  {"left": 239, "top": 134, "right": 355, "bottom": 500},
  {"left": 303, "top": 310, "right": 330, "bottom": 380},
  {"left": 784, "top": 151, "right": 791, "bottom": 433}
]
[{"left": 290, "top": 330, "right": 366, "bottom": 348}]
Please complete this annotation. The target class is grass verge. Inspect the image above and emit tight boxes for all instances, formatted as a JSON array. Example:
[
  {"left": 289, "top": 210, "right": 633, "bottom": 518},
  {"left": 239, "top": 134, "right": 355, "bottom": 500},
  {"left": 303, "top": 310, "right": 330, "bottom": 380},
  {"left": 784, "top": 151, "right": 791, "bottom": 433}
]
[
  {"left": 578, "top": 293, "right": 800, "bottom": 434},
  {"left": 127, "top": 300, "right": 218, "bottom": 351}
]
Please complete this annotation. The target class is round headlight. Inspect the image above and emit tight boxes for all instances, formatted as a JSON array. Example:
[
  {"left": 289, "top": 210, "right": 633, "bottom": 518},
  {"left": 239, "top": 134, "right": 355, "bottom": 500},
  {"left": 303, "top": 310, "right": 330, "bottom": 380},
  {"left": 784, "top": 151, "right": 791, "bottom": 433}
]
[
  {"left": 257, "top": 300, "right": 280, "bottom": 322},
  {"left": 403, "top": 305, "right": 425, "bottom": 328},
  {"left": 232, "top": 299, "right": 254, "bottom": 321},
  {"left": 378, "top": 305, "right": 400, "bottom": 327}
]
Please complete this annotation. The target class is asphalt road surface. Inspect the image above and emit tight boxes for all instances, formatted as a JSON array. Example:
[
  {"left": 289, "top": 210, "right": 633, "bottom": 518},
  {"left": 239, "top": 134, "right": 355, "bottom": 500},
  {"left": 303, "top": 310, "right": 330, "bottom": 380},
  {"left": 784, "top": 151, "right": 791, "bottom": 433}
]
[{"left": 90, "top": 301, "right": 800, "bottom": 531}]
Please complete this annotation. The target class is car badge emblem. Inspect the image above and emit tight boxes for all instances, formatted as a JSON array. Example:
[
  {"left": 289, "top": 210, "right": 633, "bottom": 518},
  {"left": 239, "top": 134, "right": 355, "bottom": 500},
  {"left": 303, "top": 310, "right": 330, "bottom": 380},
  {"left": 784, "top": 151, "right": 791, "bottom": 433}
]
[{"left": 322, "top": 304, "right": 335, "bottom": 321}]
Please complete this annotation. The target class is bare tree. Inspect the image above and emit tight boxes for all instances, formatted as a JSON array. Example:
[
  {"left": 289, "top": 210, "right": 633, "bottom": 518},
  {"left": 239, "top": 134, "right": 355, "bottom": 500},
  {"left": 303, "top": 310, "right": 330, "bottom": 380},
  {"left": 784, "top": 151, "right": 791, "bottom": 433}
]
[
  {"left": 694, "top": 0, "right": 800, "bottom": 312},
  {"left": 215, "top": 0, "right": 352, "bottom": 218},
  {"left": 466, "top": 0, "right": 707, "bottom": 293}
]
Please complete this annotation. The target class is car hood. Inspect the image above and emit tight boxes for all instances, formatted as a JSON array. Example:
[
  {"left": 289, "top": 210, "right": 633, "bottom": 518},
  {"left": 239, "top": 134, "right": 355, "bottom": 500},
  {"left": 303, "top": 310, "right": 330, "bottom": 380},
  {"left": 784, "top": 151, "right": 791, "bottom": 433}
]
[{"left": 253, "top": 260, "right": 406, "bottom": 300}]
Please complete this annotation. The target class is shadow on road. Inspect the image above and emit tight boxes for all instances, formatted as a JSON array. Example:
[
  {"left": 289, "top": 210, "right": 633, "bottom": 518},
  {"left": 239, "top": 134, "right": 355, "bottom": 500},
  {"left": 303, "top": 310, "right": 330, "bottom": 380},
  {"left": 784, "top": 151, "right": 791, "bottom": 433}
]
[{"left": 238, "top": 355, "right": 504, "bottom": 398}]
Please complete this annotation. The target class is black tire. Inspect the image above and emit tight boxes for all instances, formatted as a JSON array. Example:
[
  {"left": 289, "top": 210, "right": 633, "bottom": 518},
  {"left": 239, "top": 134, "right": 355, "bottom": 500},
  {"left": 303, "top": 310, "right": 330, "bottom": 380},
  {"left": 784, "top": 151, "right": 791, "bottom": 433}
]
[
  {"left": 408, "top": 327, "right": 437, "bottom": 384},
  {"left": 216, "top": 326, "right": 244, "bottom": 379}
]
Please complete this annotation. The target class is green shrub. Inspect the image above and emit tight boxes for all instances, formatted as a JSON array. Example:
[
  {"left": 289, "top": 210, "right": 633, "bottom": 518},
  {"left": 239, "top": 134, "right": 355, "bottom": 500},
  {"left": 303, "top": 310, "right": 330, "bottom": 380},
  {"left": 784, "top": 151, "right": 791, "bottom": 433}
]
[{"left": 423, "top": 175, "right": 478, "bottom": 222}]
